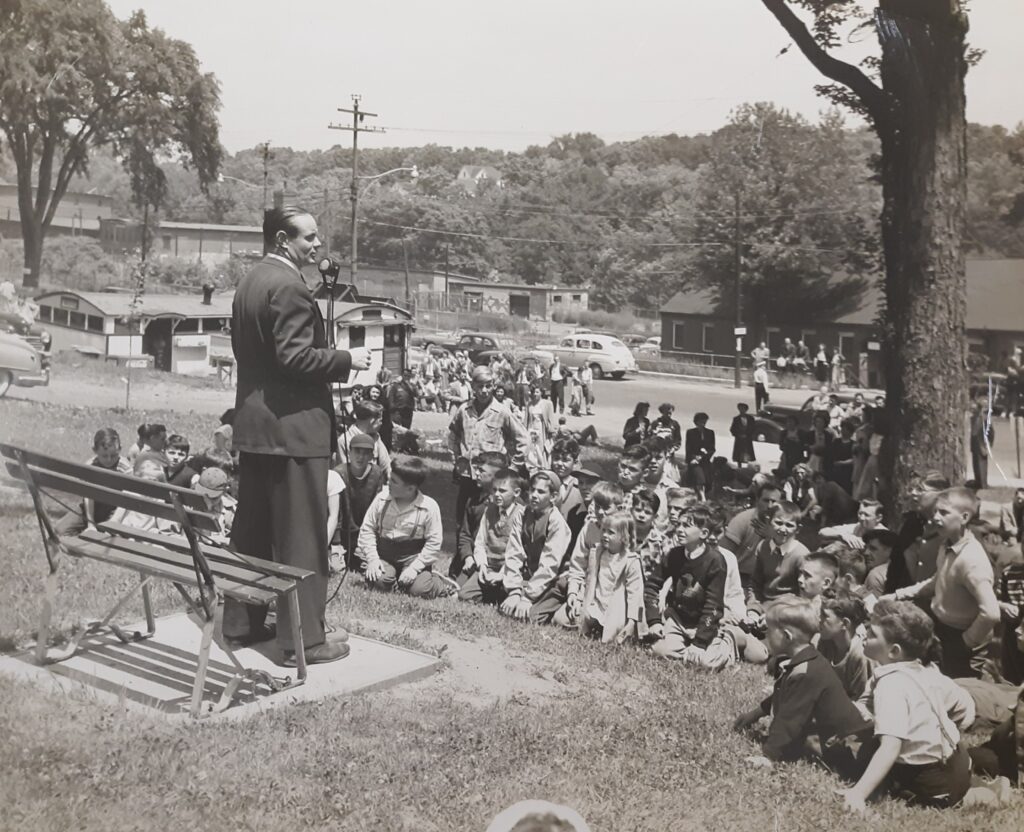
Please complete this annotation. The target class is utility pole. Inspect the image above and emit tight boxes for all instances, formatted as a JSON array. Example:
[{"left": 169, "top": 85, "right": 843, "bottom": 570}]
[
  {"left": 444, "top": 243, "right": 450, "bottom": 302},
  {"left": 402, "top": 237, "right": 411, "bottom": 308},
  {"left": 328, "top": 95, "right": 385, "bottom": 285},
  {"left": 733, "top": 190, "right": 743, "bottom": 390},
  {"left": 259, "top": 140, "right": 273, "bottom": 211},
  {"left": 322, "top": 186, "right": 331, "bottom": 257}
]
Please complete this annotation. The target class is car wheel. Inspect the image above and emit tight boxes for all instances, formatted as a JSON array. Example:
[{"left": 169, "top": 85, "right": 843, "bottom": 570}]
[
  {"left": 590, "top": 363, "right": 604, "bottom": 380},
  {"left": 0, "top": 370, "right": 11, "bottom": 398},
  {"left": 610, "top": 371, "right": 625, "bottom": 380}
]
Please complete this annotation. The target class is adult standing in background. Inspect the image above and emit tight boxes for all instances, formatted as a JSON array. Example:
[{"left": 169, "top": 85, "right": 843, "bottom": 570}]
[
  {"left": 225, "top": 206, "right": 371, "bottom": 666},
  {"left": 548, "top": 356, "right": 565, "bottom": 414}
]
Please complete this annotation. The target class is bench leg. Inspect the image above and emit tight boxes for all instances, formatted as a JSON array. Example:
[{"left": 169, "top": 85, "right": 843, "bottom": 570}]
[
  {"left": 287, "top": 588, "right": 307, "bottom": 684},
  {"left": 141, "top": 576, "right": 156, "bottom": 637},
  {"left": 46, "top": 577, "right": 156, "bottom": 663},
  {"left": 189, "top": 608, "right": 217, "bottom": 719},
  {"left": 35, "top": 572, "right": 58, "bottom": 665}
]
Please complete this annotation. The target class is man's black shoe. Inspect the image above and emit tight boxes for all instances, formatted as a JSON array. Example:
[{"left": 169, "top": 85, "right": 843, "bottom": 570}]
[{"left": 282, "top": 641, "right": 350, "bottom": 667}]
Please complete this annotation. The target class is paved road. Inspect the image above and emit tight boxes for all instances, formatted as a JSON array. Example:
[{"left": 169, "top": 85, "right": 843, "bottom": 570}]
[{"left": 7, "top": 366, "right": 1023, "bottom": 485}]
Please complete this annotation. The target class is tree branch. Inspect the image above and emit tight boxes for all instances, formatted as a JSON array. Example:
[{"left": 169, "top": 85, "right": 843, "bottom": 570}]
[{"left": 760, "top": 0, "right": 889, "bottom": 126}]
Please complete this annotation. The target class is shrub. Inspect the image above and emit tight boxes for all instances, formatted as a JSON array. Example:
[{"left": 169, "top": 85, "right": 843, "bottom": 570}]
[{"left": 551, "top": 307, "right": 658, "bottom": 335}]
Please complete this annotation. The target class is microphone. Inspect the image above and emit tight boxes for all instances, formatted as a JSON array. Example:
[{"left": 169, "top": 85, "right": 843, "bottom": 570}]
[{"left": 317, "top": 256, "right": 342, "bottom": 282}]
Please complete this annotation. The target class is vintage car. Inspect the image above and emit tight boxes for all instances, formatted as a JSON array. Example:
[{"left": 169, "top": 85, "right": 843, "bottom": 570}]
[
  {"left": 536, "top": 333, "right": 638, "bottom": 379},
  {"left": 410, "top": 328, "right": 474, "bottom": 352},
  {"left": 0, "top": 332, "right": 50, "bottom": 397},
  {"left": 752, "top": 391, "right": 882, "bottom": 444},
  {"left": 0, "top": 311, "right": 52, "bottom": 355}
]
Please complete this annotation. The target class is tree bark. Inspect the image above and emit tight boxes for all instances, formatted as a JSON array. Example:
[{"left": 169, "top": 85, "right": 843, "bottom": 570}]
[{"left": 875, "top": 3, "right": 969, "bottom": 509}]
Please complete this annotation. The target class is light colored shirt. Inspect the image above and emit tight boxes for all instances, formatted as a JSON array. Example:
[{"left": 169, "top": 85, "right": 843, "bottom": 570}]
[
  {"left": 503, "top": 505, "right": 571, "bottom": 600},
  {"left": 716, "top": 544, "right": 748, "bottom": 623},
  {"left": 356, "top": 488, "right": 443, "bottom": 574},
  {"left": 859, "top": 660, "right": 974, "bottom": 765},
  {"left": 448, "top": 398, "right": 529, "bottom": 470},
  {"left": 930, "top": 532, "right": 999, "bottom": 646}
]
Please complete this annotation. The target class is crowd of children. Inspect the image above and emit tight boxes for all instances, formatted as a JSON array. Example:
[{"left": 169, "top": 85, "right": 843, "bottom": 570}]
[{"left": 64, "top": 373, "right": 1024, "bottom": 813}]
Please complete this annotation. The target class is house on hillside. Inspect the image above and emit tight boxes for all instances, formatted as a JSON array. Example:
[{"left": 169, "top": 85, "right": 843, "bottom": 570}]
[
  {"left": 457, "top": 165, "right": 503, "bottom": 195},
  {"left": 659, "top": 258, "right": 1024, "bottom": 387}
]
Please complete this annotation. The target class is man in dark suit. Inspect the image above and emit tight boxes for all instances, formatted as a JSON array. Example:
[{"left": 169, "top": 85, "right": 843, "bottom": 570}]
[
  {"left": 730, "top": 403, "right": 756, "bottom": 464},
  {"left": 224, "top": 206, "right": 371, "bottom": 666},
  {"left": 684, "top": 412, "right": 716, "bottom": 498}
]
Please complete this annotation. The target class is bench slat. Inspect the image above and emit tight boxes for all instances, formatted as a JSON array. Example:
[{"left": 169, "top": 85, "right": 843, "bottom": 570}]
[
  {"left": 0, "top": 443, "right": 209, "bottom": 511},
  {"left": 77, "top": 529, "right": 297, "bottom": 595},
  {"left": 99, "top": 522, "right": 313, "bottom": 582},
  {"left": 63, "top": 537, "right": 278, "bottom": 606},
  {"left": 6, "top": 462, "right": 221, "bottom": 534}
]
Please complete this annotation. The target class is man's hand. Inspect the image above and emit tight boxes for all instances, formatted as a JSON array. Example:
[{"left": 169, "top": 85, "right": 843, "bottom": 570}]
[
  {"left": 999, "top": 601, "right": 1020, "bottom": 621},
  {"left": 398, "top": 565, "right": 418, "bottom": 587},
  {"left": 733, "top": 708, "right": 764, "bottom": 731},
  {"left": 348, "top": 347, "right": 372, "bottom": 371},
  {"left": 647, "top": 622, "right": 664, "bottom": 640},
  {"left": 744, "top": 609, "right": 765, "bottom": 630},
  {"left": 364, "top": 560, "right": 385, "bottom": 583},
  {"left": 750, "top": 516, "right": 771, "bottom": 538},
  {"left": 567, "top": 593, "right": 582, "bottom": 622},
  {"left": 842, "top": 533, "right": 866, "bottom": 550}
]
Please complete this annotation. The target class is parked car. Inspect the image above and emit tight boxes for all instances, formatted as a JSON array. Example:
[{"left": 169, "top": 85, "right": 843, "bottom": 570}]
[
  {"left": 0, "top": 311, "right": 52, "bottom": 355},
  {"left": 0, "top": 332, "right": 50, "bottom": 397},
  {"left": 752, "top": 391, "right": 883, "bottom": 444},
  {"left": 410, "top": 328, "right": 472, "bottom": 352},
  {"left": 536, "top": 333, "right": 638, "bottom": 379},
  {"left": 620, "top": 333, "right": 648, "bottom": 349},
  {"left": 635, "top": 336, "right": 661, "bottom": 356}
]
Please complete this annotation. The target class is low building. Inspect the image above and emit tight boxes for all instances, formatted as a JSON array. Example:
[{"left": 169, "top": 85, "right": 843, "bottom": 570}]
[
  {"left": 456, "top": 165, "right": 503, "bottom": 195},
  {"left": 34, "top": 287, "right": 233, "bottom": 375},
  {"left": 0, "top": 181, "right": 113, "bottom": 239},
  {"left": 658, "top": 258, "right": 1024, "bottom": 387},
  {"left": 100, "top": 218, "right": 263, "bottom": 263}
]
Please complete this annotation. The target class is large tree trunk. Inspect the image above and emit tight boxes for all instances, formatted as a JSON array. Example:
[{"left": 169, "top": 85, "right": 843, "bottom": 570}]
[
  {"left": 20, "top": 210, "right": 43, "bottom": 290},
  {"left": 876, "top": 3, "right": 969, "bottom": 512}
]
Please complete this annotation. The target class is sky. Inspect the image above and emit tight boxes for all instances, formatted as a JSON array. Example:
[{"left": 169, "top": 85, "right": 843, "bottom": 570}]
[{"left": 107, "top": 0, "right": 1024, "bottom": 154}]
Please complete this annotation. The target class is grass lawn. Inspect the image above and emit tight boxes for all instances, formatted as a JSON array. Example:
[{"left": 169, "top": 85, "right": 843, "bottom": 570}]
[{"left": 1, "top": 397, "right": 1021, "bottom": 831}]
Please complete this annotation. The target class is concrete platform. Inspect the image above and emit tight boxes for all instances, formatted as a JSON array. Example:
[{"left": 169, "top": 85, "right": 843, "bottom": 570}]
[{"left": 0, "top": 612, "right": 442, "bottom": 722}]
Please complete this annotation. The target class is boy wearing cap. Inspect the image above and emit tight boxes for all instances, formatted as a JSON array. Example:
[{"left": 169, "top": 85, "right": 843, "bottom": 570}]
[
  {"left": 500, "top": 470, "right": 572, "bottom": 623},
  {"left": 338, "top": 400, "right": 391, "bottom": 481},
  {"left": 194, "top": 466, "right": 237, "bottom": 545},
  {"left": 358, "top": 456, "right": 458, "bottom": 598},
  {"left": 334, "top": 433, "right": 385, "bottom": 569}
]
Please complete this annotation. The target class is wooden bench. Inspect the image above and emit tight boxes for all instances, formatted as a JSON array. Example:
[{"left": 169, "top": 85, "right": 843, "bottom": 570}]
[{"left": 1, "top": 442, "right": 315, "bottom": 718}]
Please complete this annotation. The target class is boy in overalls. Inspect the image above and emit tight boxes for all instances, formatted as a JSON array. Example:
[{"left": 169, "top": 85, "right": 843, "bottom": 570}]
[{"left": 358, "top": 456, "right": 458, "bottom": 598}]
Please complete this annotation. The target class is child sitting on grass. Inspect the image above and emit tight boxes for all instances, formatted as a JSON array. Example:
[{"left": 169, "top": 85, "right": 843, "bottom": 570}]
[
  {"left": 644, "top": 504, "right": 736, "bottom": 669},
  {"left": 451, "top": 451, "right": 507, "bottom": 582},
  {"left": 358, "top": 456, "right": 458, "bottom": 599},
  {"left": 631, "top": 488, "right": 667, "bottom": 578},
  {"left": 555, "top": 511, "right": 644, "bottom": 643},
  {"left": 499, "top": 470, "right": 571, "bottom": 623},
  {"left": 733, "top": 597, "right": 870, "bottom": 765},
  {"left": 839, "top": 600, "right": 976, "bottom": 812},
  {"left": 55, "top": 427, "right": 132, "bottom": 536},
  {"left": 795, "top": 551, "right": 839, "bottom": 615},
  {"left": 107, "top": 453, "right": 180, "bottom": 535},
  {"left": 459, "top": 468, "right": 525, "bottom": 605},
  {"left": 745, "top": 501, "right": 809, "bottom": 632},
  {"left": 818, "top": 591, "right": 873, "bottom": 700}
]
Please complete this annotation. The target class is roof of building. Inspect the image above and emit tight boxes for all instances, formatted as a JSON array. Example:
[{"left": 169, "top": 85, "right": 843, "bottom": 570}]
[
  {"left": 660, "top": 259, "right": 1024, "bottom": 333},
  {"left": 35, "top": 289, "right": 235, "bottom": 319},
  {"left": 159, "top": 221, "right": 263, "bottom": 234},
  {"left": 447, "top": 276, "right": 587, "bottom": 293},
  {"left": 457, "top": 165, "right": 502, "bottom": 181}
]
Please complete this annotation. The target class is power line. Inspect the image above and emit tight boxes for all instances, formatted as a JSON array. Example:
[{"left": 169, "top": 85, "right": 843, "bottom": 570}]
[{"left": 358, "top": 218, "right": 730, "bottom": 248}]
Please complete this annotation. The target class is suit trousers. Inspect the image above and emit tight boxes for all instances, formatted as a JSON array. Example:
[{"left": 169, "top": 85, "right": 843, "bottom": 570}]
[{"left": 224, "top": 452, "right": 329, "bottom": 652}]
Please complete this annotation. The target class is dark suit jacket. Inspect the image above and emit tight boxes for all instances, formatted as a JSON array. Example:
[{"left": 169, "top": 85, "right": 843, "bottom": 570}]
[
  {"left": 232, "top": 257, "right": 351, "bottom": 458},
  {"left": 685, "top": 426, "right": 716, "bottom": 463}
]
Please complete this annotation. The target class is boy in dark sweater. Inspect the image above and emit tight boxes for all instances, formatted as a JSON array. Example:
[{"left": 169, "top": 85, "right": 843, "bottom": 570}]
[
  {"left": 334, "top": 433, "right": 386, "bottom": 571},
  {"left": 734, "top": 597, "right": 870, "bottom": 765},
  {"left": 645, "top": 503, "right": 736, "bottom": 669}
]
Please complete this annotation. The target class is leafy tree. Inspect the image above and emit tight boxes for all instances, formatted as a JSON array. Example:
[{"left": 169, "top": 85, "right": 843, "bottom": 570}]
[
  {"left": 759, "top": 0, "right": 974, "bottom": 509},
  {"left": 691, "top": 103, "right": 879, "bottom": 332},
  {"left": 0, "top": 0, "right": 222, "bottom": 288}
]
